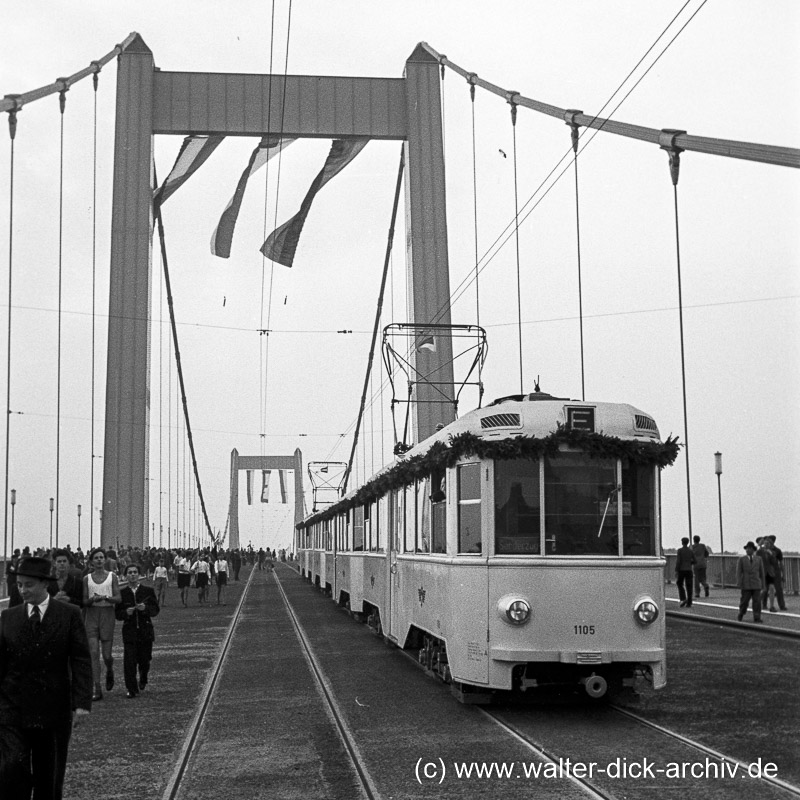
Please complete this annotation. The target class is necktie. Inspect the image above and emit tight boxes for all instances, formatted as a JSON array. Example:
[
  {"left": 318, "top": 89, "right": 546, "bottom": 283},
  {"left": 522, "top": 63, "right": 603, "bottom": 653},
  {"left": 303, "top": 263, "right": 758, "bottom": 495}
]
[{"left": 30, "top": 605, "right": 41, "bottom": 631}]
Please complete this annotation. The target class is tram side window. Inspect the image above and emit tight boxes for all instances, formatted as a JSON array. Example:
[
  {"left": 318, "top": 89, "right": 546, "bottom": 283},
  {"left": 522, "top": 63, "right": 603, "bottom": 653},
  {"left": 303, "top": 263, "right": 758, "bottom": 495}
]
[
  {"left": 494, "top": 459, "right": 541, "bottom": 555},
  {"left": 458, "top": 463, "right": 482, "bottom": 554},
  {"left": 365, "top": 503, "right": 373, "bottom": 552},
  {"left": 417, "top": 479, "right": 431, "bottom": 553},
  {"left": 353, "top": 505, "right": 365, "bottom": 551},
  {"left": 404, "top": 484, "right": 416, "bottom": 553},
  {"left": 377, "top": 496, "right": 386, "bottom": 552},
  {"left": 430, "top": 468, "right": 447, "bottom": 554},
  {"left": 342, "top": 512, "right": 350, "bottom": 551},
  {"left": 621, "top": 461, "right": 656, "bottom": 555},
  {"left": 392, "top": 489, "right": 404, "bottom": 553},
  {"left": 544, "top": 455, "right": 617, "bottom": 555}
]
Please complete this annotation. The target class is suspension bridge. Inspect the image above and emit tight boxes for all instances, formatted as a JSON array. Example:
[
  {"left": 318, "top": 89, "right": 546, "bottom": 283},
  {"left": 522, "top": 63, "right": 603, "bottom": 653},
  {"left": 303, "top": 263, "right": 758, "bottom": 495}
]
[{"left": 1, "top": 27, "right": 798, "bottom": 572}]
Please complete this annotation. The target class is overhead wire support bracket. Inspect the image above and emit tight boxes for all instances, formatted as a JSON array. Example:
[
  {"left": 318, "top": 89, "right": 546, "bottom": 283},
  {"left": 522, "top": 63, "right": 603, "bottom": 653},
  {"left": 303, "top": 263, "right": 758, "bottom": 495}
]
[
  {"left": 564, "top": 109, "right": 583, "bottom": 154},
  {"left": 382, "top": 323, "right": 487, "bottom": 453},
  {"left": 4, "top": 95, "right": 21, "bottom": 140}
]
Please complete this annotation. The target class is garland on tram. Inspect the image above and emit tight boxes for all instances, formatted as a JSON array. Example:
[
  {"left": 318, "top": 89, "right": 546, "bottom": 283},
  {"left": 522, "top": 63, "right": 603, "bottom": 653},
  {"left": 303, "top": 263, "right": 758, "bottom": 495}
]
[{"left": 297, "top": 425, "right": 680, "bottom": 529}]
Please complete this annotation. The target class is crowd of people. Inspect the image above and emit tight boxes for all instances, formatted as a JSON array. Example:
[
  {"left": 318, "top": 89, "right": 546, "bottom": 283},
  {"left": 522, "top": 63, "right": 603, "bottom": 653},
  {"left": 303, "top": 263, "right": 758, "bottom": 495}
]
[
  {"left": 674, "top": 533, "right": 788, "bottom": 622},
  {"left": 0, "top": 541, "right": 289, "bottom": 797}
]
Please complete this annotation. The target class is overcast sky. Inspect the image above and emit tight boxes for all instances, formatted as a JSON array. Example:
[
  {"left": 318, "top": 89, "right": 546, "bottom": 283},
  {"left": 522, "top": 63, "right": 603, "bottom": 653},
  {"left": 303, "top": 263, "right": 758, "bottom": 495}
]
[{"left": 2, "top": 0, "right": 798, "bottom": 555}]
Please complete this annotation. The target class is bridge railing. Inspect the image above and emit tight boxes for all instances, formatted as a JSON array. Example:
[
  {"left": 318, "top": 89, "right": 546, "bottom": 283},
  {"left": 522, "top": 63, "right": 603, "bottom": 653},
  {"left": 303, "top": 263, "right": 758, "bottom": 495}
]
[{"left": 665, "top": 554, "right": 800, "bottom": 594}]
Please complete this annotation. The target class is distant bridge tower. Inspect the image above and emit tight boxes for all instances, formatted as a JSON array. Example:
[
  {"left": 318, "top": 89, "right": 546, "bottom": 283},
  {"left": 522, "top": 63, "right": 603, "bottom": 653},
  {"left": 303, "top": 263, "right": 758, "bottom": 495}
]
[
  {"left": 101, "top": 35, "right": 453, "bottom": 548},
  {"left": 227, "top": 449, "right": 304, "bottom": 549}
]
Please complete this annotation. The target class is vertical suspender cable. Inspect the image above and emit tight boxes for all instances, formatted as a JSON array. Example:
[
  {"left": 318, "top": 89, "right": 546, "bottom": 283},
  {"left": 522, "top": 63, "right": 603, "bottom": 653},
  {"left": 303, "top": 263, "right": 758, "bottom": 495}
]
[
  {"left": 509, "top": 94, "right": 524, "bottom": 394},
  {"left": 90, "top": 65, "right": 100, "bottom": 550},
  {"left": 567, "top": 112, "right": 586, "bottom": 400},
  {"left": 54, "top": 80, "right": 68, "bottom": 547},
  {"left": 3, "top": 99, "right": 20, "bottom": 567},
  {"left": 468, "top": 76, "right": 482, "bottom": 386},
  {"left": 661, "top": 130, "right": 692, "bottom": 539}
]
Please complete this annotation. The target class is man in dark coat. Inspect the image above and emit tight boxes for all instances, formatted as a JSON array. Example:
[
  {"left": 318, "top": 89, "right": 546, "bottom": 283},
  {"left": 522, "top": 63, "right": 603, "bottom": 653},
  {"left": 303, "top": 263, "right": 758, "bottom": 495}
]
[
  {"left": 50, "top": 550, "right": 83, "bottom": 608},
  {"left": 736, "top": 541, "right": 766, "bottom": 623},
  {"left": 0, "top": 556, "right": 93, "bottom": 799},
  {"left": 115, "top": 564, "right": 159, "bottom": 699}
]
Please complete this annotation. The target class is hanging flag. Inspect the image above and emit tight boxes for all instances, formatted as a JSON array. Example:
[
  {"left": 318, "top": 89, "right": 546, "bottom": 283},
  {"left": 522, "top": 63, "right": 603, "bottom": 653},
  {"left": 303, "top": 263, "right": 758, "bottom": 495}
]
[
  {"left": 246, "top": 470, "right": 253, "bottom": 505},
  {"left": 278, "top": 470, "right": 287, "bottom": 504},
  {"left": 261, "top": 470, "right": 271, "bottom": 503},
  {"left": 261, "top": 138, "right": 369, "bottom": 267},
  {"left": 211, "top": 135, "right": 294, "bottom": 258},
  {"left": 154, "top": 135, "right": 224, "bottom": 208},
  {"left": 417, "top": 335, "right": 437, "bottom": 353}
]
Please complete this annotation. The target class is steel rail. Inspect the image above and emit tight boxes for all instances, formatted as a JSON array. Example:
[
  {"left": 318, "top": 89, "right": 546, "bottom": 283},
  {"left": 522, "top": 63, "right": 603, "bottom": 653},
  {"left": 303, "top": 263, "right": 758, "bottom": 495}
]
[
  {"left": 160, "top": 565, "right": 256, "bottom": 800},
  {"left": 666, "top": 609, "right": 800, "bottom": 640},
  {"left": 482, "top": 710, "right": 620, "bottom": 800},
  {"left": 611, "top": 704, "right": 800, "bottom": 798},
  {"left": 1, "top": 32, "right": 140, "bottom": 114},
  {"left": 419, "top": 42, "right": 800, "bottom": 169},
  {"left": 273, "top": 568, "right": 381, "bottom": 800}
]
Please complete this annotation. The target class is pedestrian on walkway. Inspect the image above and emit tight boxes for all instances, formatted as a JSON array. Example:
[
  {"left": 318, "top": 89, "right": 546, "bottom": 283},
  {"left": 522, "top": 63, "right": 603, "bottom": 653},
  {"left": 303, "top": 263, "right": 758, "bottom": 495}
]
[
  {"left": 736, "top": 541, "right": 765, "bottom": 622},
  {"left": 757, "top": 537, "right": 779, "bottom": 612},
  {"left": 214, "top": 554, "right": 229, "bottom": 605},
  {"left": 153, "top": 558, "right": 169, "bottom": 607},
  {"left": 174, "top": 551, "right": 192, "bottom": 607},
  {"left": 767, "top": 535, "right": 787, "bottom": 611},
  {"left": 691, "top": 535, "right": 711, "bottom": 599},
  {"left": 82, "top": 548, "right": 121, "bottom": 700},
  {"left": 115, "top": 564, "right": 159, "bottom": 699},
  {"left": 192, "top": 555, "right": 211, "bottom": 605},
  {"left": 675, "top": 537, "right": 695, "bottom": 608},
  {"left": 0, "top": 556, "right": 93, "bottom": 800}
]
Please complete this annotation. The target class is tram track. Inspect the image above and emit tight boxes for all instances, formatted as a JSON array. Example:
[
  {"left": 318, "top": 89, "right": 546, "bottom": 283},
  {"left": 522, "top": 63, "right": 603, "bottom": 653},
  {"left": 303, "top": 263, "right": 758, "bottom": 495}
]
[
  {"left": 160, "top": 566, "right": 257, "bottom": 800},
  {"left": 609, "top": 704, "right": 800, "bottom": 799},
  {"left": 272, "top": 569, "right": 381, "bottom": 800}
]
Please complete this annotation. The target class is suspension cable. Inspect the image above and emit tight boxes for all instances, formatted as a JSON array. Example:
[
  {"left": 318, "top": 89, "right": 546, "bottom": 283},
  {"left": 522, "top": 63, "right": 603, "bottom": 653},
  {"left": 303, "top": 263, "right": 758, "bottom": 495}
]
[
  {"left": 90, "top": 64, "right": 99, "bottom": 549},
  {"left": 566, "top": 111, "right": 586, "bottom": 400},
  {"left": 468, "top": 76, "right": 482, "bottom": 384},
  {"left": 154, "top": 206, "right": 215, "bottom": 543},
  {"left": 3, "top": 99, "right": 20, "bottom": 566},
  {"left": 54, "top": 79, "right": 69, "bottom": 547},
  {"left": 509, "top": 95, "right": 524, "bottom": 394},
  {"left": 661, "top": 131, "right": 693, "bottom": 539}
]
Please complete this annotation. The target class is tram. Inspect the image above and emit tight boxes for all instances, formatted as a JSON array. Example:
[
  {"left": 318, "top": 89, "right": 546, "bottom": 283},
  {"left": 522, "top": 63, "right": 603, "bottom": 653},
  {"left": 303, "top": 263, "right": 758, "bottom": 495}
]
[{"left": 295, "top": 391, "right": 679, "bottom": 702}]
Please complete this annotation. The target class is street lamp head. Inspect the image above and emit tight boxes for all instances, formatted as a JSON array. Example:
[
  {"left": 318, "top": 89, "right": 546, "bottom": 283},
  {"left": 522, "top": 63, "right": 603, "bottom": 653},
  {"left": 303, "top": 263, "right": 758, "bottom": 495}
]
[
  {"left": 49, "top": 497, "right": 54, "bottom": 511},
  {"left": 10, "top": 489, "right": 16, "bottom": 505},
  {"left": 714, "top": 452, "right": 722, "bottom": 476},
  {"left": 77, "top": 504, "right": 82, "bottom": 516}
]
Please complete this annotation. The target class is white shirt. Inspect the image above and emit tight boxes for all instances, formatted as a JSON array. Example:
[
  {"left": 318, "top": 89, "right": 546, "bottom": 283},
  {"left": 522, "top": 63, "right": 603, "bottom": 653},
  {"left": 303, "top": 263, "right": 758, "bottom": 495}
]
[
  {"left": 27, "top": 594, "right": 51, "bottom": 619},
  {"left": 215, "top": 559, "right": 228, "bottom": 573}
]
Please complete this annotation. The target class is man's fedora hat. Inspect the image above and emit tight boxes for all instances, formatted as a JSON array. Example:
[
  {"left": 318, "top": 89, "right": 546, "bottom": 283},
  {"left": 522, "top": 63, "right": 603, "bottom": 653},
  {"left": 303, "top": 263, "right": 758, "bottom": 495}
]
[
  {"left": 744, "top": 541, "right": 757, "bottom": 550},
  {"left": 15, "top": 556, "right": 55, "bottom": 581}
]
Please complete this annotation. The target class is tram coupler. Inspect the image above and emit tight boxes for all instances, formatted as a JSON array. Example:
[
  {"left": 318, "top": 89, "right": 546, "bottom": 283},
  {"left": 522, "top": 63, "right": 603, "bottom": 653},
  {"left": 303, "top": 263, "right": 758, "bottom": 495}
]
[{"left": 580, "top": 673, "right": 608, "bottom": 699}]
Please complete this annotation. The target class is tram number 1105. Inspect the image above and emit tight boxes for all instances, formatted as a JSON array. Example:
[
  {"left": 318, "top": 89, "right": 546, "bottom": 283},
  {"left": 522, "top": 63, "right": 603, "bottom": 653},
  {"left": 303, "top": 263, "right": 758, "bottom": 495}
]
[{"left": 573, "top": 624, "right": 596, "bottom": 635}]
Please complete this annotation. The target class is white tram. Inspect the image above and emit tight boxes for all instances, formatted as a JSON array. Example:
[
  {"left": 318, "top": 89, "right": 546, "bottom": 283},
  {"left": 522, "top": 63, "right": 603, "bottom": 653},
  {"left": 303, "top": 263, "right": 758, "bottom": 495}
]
[{"left": 295, "top": 391, "right": 679, "bottom": 702}]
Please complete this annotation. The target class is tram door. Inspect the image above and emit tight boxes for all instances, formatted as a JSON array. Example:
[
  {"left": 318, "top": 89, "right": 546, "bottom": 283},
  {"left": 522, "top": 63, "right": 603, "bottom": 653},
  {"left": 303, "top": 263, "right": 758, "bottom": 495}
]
[{"left": 386, "top": 489, "right": 402, "bottom": 642}]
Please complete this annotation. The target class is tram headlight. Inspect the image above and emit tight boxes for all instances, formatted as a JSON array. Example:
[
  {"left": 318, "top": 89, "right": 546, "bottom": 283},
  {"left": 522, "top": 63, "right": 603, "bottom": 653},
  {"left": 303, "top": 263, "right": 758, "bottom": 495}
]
[
  {"left": 497, "top": 596, "right": 532, "bottom": 626},
  {"left": 633, "top": 597, "right": 659, "bottom": 626}
]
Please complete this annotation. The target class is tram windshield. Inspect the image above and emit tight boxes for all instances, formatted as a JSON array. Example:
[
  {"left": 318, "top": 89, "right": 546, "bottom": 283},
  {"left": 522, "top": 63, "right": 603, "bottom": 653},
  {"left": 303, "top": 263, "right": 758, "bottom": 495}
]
[{"left": 493, "top": 456, "right": 657, "bottom": 556}]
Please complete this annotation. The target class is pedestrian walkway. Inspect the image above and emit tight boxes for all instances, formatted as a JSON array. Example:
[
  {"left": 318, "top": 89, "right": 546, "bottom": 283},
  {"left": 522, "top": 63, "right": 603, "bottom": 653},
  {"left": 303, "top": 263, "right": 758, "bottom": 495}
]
[{"left": 665, "top": 584, "right": 800, "bottom": 634}]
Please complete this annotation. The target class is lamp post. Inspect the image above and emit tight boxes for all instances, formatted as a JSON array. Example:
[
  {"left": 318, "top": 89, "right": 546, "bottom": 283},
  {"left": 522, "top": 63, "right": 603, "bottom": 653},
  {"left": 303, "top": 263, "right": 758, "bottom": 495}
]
[
  {"left": 49, "top": 497, "right": 54, "bottom": 551},
  {"left": 714, "top": 452, "right": 724, "bottom": 588},
  {"left": 10, "top": 489, "right": 16, "bottom": 558},
  {"left": 77, "top": 504, "right": 82, "bottom": 552}
]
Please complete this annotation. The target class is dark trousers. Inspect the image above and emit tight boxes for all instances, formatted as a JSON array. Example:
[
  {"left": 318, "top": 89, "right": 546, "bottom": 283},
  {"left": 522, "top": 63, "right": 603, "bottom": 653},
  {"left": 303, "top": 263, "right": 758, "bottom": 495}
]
[
  {"left": 693, "top": 567, "right": 708, "bottom": 596},
  {"left": 0, "top": 720, "right": 72, "bottom": 800},
  {"left": 123, "top": 636, "right": 153, "bottom": 694},
  {"left": 739, "top": 589, "right": 762, "bottom": 621},
  {"left": 676, "top": 571, "right": 693, "bottom": 605},
  {"left": 774, "top": 575, "right": 786, "bottom": 610}
]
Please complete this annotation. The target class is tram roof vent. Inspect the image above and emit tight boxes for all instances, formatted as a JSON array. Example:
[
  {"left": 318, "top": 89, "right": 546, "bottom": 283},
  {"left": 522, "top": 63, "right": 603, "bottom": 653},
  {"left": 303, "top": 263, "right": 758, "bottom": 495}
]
[
  {"left": 481, "top": 413, "right": 522, "bottom": 429},
  {"left": 634, "top": 414, "right": 660, "bottom": 436}
]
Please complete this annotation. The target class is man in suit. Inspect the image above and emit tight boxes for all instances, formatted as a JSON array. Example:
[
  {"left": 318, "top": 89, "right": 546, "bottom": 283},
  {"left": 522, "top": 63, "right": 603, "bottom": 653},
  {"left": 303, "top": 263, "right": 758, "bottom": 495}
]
[
  {"left": 115, "top": 563, "right": 160, "bottom": 699},
  {"left": 50, "top": 550, "right": 83, "bottom": 608},
  {"left": 736, "top": 541, "right": 766, "bottom": 623},
  {"left": 0, "top": 556, "right": 93, "bottom": 799}
]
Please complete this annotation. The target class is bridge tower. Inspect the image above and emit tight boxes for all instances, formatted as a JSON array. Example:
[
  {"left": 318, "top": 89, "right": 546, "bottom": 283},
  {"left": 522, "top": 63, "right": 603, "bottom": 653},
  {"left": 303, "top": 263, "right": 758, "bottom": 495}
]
[{"left": 102, "top": 35, "right": 453, "bottom": 548}]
